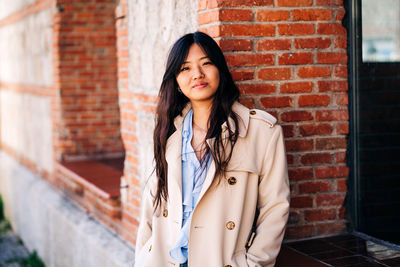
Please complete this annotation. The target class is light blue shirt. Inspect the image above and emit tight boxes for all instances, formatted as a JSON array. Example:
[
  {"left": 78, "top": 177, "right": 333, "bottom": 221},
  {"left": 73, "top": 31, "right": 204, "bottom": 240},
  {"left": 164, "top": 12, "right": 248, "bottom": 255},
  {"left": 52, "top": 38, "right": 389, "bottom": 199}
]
[{"left": 169, "top": 109, "right": 212, "bottom": 264}]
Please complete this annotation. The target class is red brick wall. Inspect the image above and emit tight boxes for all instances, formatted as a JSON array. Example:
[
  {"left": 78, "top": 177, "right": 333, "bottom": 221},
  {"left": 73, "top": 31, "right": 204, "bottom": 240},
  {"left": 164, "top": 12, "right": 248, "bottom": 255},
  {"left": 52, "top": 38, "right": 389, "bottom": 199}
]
[
  {"left": 198, "top": 0, "right": 349, "bottom": 239},
  {"left": 55, "top": 0, "right": 123, "bottom": 160}
]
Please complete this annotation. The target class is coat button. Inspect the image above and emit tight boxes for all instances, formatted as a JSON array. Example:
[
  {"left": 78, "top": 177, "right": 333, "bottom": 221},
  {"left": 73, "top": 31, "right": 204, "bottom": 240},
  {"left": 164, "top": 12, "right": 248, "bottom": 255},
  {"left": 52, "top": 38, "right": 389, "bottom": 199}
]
[
  {"left": 163, "top": 209, "right": 168, "bottom": 217},
  {"left": 227, "top": 176, "right": 237, "bottom": 185},
  {"left": 250, "top": 110, "right": 256, "bottom": 115},
  {"left": 226, "top": 221, "right": 235, "bottom": 230}
]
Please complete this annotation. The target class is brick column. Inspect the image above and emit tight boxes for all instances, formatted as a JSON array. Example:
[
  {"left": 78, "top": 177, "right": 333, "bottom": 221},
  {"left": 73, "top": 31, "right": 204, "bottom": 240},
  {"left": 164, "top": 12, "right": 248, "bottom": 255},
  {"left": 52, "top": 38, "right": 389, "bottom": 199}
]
[{"left": 114, "top": 0, "right": 140, "bottom": 245}]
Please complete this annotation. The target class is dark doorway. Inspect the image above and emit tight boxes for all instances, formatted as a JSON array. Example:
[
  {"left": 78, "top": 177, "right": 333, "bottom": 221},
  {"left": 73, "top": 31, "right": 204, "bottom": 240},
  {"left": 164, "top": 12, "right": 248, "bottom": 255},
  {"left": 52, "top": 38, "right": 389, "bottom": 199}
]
[{"left": 349, "top": 0, "right": 400, "bottom": 244}]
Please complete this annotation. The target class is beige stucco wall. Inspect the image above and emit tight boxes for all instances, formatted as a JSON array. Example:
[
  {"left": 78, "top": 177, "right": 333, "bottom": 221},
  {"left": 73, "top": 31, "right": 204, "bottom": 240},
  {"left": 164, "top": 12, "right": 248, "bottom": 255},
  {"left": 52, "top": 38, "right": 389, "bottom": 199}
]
[
  {"left": 128, "top": 0, "right": 198, "bottom": 93},
  {"left": 0, "top": 0, "right": 38, "bottom": 20},
  {"left": 127, "top": 0, "right": 198, "bottom": 185},
  {"left": 0, "top": 90, "right": 53, "bottom": 172},
  {"left": 0, "top": 7, "right": 53, "bottom": 85},
  {"left": 0, "top": 3, "right": 54, "bottom": 172}
]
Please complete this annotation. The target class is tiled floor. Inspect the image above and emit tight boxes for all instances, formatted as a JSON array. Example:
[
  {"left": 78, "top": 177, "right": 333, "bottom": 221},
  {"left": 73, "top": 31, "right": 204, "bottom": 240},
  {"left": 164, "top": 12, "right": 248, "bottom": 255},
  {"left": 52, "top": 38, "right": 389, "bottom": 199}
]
[{"left": 276, "top": 234, "right": 400, "bottom": 267}]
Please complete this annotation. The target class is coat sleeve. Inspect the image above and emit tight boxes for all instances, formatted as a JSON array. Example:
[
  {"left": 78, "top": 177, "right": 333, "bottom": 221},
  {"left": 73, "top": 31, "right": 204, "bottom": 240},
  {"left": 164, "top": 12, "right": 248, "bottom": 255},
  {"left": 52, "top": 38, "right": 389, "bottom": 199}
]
[
  {"left": 134, "top": 176, "right": 156, "bottom": 263},
  {"left": 246, "top": 125, "right": 290, "bottom": 267}
]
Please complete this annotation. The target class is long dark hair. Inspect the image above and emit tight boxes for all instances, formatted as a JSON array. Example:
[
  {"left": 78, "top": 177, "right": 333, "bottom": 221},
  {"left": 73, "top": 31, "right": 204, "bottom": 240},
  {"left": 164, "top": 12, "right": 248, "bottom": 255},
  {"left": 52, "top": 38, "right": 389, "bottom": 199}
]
[{"left": 153, "top": 31, "right": 240, "bottom": 209}]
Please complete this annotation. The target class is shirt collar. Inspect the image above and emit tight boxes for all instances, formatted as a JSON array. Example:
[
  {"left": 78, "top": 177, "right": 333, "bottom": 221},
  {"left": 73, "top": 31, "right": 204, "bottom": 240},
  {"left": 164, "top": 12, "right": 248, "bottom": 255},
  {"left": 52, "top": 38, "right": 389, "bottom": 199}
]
[{"left": 173, "top": 101, "right": 250, "bottom": 138}]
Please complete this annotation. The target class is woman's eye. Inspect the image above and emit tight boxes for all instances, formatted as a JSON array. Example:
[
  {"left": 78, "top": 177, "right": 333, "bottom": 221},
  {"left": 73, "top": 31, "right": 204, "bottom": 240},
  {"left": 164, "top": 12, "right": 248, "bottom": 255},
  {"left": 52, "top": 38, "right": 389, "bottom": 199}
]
[
  {"left": 203, "top": 61, "right": 213, "bottom": 65},
  {"left": 180, "top": 67, "right": 189, "bottom": 71}
]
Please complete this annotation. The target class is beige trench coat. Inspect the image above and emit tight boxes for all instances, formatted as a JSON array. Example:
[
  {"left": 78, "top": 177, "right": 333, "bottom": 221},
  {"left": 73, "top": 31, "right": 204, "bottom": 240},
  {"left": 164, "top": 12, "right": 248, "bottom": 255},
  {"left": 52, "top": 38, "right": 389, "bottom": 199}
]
[{"left": 134, "top": 102, "right": 290, "bottom": 267}]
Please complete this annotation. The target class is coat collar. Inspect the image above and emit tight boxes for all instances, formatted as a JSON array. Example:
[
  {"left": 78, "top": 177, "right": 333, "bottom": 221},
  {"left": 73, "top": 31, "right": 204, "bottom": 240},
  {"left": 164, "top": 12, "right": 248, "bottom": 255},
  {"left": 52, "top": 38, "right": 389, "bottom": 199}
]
[{"left": 173, "top": 101, "right": 250, "bottom": 138}]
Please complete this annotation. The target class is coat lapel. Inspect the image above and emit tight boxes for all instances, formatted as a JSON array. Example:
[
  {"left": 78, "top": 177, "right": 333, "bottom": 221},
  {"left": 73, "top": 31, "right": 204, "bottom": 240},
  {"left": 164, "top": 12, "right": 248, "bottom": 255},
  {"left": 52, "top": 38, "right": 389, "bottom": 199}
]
[
  {"left": 197, "top": 153, "right": 216, "bottom": 203},
  {"left": 197, "top": 136, "right": 217, "bottom": 203},
  {"left": 196, "top": 127, "right": 229, "bottom": 204}
]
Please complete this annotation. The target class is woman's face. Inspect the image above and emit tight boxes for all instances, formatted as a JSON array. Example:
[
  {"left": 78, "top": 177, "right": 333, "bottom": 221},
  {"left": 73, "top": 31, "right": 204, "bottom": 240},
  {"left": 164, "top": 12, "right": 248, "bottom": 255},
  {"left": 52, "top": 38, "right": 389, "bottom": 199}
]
[{"left": 176, "top": 43, "right": 220, "bottom": 106}]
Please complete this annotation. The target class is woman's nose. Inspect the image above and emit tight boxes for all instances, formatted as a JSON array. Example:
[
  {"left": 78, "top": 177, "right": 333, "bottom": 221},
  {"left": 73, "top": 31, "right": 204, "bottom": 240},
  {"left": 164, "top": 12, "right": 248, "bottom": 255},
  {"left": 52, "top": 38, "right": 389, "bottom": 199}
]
[{"left": 193, "top": 66, "right": 204, "bottom": 79}]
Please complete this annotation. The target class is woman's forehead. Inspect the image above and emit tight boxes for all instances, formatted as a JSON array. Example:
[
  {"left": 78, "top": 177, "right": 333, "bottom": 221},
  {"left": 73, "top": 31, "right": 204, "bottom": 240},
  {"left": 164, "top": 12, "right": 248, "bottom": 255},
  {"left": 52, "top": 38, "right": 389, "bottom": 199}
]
[{"left": 183, "top": 44, "right": 209, "bottom": 62}]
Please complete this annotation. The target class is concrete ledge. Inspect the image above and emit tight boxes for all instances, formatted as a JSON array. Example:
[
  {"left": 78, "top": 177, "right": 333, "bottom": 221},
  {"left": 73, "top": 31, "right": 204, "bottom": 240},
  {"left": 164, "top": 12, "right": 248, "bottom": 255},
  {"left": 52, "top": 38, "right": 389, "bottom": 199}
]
[{"left": 0, "top": 151, "right": 135, "bottom": 267}]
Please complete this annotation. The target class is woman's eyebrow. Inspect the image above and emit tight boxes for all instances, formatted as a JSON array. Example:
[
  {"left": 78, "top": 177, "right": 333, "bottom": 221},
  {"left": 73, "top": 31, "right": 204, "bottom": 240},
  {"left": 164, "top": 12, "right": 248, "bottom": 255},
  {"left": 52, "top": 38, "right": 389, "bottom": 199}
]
[{"left": 182, "top": 56, "right": 210, "bottom": 64}]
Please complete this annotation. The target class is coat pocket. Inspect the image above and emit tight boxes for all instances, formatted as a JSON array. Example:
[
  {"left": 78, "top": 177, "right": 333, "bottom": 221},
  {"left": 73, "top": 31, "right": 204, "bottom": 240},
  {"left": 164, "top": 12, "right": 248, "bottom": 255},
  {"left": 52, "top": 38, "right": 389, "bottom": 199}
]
[
  {"left": 134, "top": 237, "right": 153, "bottom": 267},
  {"left": 233, "top": 250, "right": 249, "bottom": 267}
]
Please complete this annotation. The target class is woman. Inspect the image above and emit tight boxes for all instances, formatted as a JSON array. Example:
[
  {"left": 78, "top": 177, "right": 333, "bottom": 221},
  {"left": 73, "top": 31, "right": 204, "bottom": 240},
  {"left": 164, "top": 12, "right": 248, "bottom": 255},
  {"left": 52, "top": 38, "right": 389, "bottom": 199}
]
[{"left": 134, "top": 31, "right": 289, "bottom": 267}]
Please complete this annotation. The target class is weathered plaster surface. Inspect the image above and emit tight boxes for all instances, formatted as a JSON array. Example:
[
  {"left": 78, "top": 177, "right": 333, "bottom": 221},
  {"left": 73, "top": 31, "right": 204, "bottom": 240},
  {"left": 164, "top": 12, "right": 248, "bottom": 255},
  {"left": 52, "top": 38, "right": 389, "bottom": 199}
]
[
  {"left": 0, "top": 7, "right": 53, "bottom": 85},
  {"left": 0, "top": 90, "right": 53, "bottom": 172},
  {"left": 0, "top": 0, "right": 38, "bottom": 20},
  {"left": 128, "top": 0, "right": 198, "bottom": 94}
]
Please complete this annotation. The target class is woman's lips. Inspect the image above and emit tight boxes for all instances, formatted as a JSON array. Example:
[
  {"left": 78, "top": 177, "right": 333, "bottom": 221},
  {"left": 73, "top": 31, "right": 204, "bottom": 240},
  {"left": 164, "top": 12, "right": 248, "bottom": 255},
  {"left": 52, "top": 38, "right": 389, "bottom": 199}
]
[{"left": 193, "top": 82, "right": 207, "bottom": 89}]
